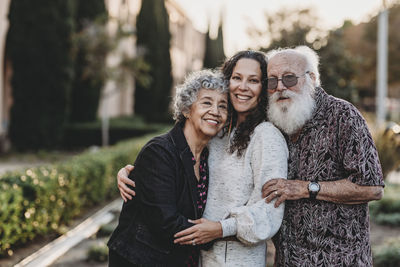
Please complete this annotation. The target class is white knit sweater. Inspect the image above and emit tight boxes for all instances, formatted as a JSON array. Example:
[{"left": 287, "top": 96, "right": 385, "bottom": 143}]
[{"left": 200, "top": 122, "right": 288, "bottom": 267}]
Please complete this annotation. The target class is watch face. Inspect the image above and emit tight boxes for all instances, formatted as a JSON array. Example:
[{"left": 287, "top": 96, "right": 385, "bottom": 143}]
[{"left": 309, "top": 182, "right": 320, "bottom": 192}]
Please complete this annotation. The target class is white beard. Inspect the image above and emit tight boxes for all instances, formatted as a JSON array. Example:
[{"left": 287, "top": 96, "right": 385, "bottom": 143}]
[{"left": 267, "top": 83, "right": 316, "bottom": 135}]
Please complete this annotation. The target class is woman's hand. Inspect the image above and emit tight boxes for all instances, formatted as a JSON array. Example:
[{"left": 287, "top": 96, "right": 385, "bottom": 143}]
[
  {"left": 173, "top": 218, "right": 222, "bottom": 245},
  {"left": 117, "top": 164, "right": 136, "bottom": 202}
]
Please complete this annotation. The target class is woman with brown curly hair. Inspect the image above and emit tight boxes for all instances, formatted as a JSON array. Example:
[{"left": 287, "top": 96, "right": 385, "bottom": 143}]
[{"left": 117, "top": 51, "right": 288, "bottom": 266}]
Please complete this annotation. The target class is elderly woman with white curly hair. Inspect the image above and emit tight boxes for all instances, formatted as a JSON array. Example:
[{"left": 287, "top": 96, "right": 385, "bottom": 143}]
[{"left": 107, "top": 69, "right": 229, "bottom": 267}]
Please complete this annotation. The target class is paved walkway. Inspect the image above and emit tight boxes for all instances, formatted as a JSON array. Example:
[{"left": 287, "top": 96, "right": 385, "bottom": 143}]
[{"left": 14, "top": 199, "right": 122, "bottom": 267}]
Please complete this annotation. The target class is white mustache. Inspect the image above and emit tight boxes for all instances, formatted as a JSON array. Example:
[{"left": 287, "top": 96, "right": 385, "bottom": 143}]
[{"left": 270, "top": 90, "right": 297, "bottom": 101}]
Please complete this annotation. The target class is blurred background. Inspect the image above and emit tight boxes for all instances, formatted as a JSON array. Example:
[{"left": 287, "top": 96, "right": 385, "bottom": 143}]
[{"left": 0, "top": 0, "right": 400, "bottom": 266}]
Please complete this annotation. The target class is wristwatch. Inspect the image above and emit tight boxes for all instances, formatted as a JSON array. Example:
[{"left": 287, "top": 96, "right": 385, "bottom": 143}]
[{"left": 308, "top": 181, "right": 320, "bottom": 200}]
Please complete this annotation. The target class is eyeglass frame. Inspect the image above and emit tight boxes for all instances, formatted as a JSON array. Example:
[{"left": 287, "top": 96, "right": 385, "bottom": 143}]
[{"left": 267, "top": 71, "right": 311, "bottom": 90}]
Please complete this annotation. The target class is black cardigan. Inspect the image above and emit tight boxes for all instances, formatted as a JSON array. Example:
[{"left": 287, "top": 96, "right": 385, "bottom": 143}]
[{"left": 108, "top": 123, "right": 204, "bottom": 266}]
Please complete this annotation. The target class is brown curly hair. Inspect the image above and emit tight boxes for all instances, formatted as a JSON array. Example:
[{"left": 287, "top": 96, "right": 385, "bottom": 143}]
[{"left": 220, "top": 50, "right": 268, "bottom": 157}]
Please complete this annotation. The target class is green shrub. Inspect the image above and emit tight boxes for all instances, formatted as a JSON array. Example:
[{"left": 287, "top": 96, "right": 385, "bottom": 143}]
[
  {"left": 97, "top": 224, "right": 114, "bottom": 237},
  {"left": 63, "top": 117, "right": 163, "bottom": 148},
  {"left": 0, "top": 131, "right": 162, "bottom": 256},
  {"left": 87, "top": 242, "right": 108, "bottom": 262},
  {"left": 373, "top": 238, "right": 400, "bottom": 267},
  {"left": 135, "top": 0, "right": 173, "bottom": 122},
  {"left": 370, "top": 184, "right": 400, "bottom": 226},
  {"left": 7, "top": 0, "right": 75, "bottom": 149},
  {"left": 373, "top": 127, "right": 400, "bottom": 179}
]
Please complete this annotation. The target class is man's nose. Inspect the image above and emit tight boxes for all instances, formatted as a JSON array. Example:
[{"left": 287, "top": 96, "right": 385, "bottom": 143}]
[{"left": 275, "top": 79, "right": 286, "bottom": 92}]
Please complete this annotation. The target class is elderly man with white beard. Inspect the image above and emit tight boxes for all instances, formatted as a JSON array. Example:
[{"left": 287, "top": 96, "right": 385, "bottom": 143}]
[{"left": 261, "top": 46, "right": 385, "bottom": 266}]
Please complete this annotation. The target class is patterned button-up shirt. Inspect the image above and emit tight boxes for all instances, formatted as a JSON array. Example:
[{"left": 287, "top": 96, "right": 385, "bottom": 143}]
[{"left": 273, "top": 87, "right": 384, "bottom": 266}]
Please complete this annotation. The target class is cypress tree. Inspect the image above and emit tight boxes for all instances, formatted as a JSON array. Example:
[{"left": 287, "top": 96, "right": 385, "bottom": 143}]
[
  {"left": 8, "top": 0, "right": 75, "bottom": 149},
  {"left": 203, "top": 22, "right": 225, "bottom": 68},
  {"left": 70, "top": 0, "right": 107, "bottom": 122},
  {"left": 135, "top": 0, "right": 172, "bottom": 122}
]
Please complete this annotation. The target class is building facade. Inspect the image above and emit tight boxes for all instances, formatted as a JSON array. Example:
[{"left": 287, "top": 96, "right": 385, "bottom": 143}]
[
  {"left": 100, "top": 0, "right": 205, "bottom": 118},
  {"left": 0, "top": 0, "right": 205, "bottom": 149}
]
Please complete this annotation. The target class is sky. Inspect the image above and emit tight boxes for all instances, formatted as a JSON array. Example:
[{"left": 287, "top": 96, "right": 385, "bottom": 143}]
[{"left": 174, "top": 0, "right": 389, "bottom": 56}]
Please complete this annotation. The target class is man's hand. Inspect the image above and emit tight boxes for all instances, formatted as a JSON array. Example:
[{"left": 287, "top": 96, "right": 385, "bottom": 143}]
[
  {"left": 262, "top": 178, "right": 308, "bottom": 207},
  {"left": 117, "top": 164, "right": 135, "bottom": 202},
  {"left": 174, "top": 218, "right": 222, "bottom": 245}
]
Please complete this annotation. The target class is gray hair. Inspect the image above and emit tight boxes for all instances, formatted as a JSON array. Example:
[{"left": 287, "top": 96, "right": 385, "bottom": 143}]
[
  {"left": 173, "top": 69, "right": 229, "bottom": 122},
  {"left": 266, "top": 46, "right": 321, "bottom": 87}
]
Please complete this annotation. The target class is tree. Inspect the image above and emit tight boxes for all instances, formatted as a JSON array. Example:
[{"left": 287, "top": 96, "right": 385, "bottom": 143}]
[
  {"left": 134, "top": 0, "right": 172, "bottom": 122},
  {"left": 254, "top": 8, "right": 359, "bottom": 102},
  {"left": 319, "top": 23, "right": 359, "bottom": 102},
  {"left": 8, "top": 0, "right": 75, "bottom": 149},
  {"left": 350, "top": 3, "right": 400, "bottom": 99},
  {"left": 69, "top": 0, "right": 107, "bottom": 122},
  {"left": 203, "top": 22, "right": 226, "bottom": 68}
]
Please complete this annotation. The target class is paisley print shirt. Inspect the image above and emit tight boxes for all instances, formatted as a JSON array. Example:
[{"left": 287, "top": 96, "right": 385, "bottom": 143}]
[{"left": 273, "top": 87, "right": 384, "bottom": 267}]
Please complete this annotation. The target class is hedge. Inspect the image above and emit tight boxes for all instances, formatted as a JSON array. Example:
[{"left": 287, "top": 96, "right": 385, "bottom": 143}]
[
  {"left": 370, "top": 184, "right": 400, "bottom": 226},
  {"left": 8, "top": 0, "right": 75, "bottom": 149},
  {"left": 63, "top": 122, "right": 161, "bottom": 148},
  {"left": 373, "top": 238, "right": 400, "bottom": 267},
  {"left": 0, "top": 131, "right": 163, "bottom": 256}
]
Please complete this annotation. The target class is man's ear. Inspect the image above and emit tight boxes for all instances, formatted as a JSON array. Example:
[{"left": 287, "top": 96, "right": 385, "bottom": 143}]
[{"left": 309, "top": 72, "right": 316, "bottom": 82}]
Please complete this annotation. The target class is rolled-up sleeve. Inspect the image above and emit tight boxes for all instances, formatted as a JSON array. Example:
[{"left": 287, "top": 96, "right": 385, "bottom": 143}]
[
  {"left": 339, "top": 108, "right": 384, "bottom": 187},
  {"left": 220, "top": 123, "right": 288, "bottom": 245}
]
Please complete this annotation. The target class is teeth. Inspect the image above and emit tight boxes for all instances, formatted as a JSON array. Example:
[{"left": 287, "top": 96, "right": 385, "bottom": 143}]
[
  {"left": 237, "top": 95, "right": 251, "bottom": 100},
  {"left": 205, "top": 119, "right": 218, "bottom": 125}
]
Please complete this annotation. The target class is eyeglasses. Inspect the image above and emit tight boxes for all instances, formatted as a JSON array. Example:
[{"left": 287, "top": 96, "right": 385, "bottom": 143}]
[{"left": 267, "top": 71, "right": 310, "bottom": 90}]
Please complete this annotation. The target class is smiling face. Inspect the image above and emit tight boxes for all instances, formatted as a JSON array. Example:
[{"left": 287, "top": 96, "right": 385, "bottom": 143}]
[
  {"left": 266, "top": 51, "right": 316, "bottom": 135},
  {"left": 185, "top": 88, "right": 228, "bottom": 140},
  {"left": 229, "top": 58, "right": 262, "bottom": 124},
  {"left": 267, "top": 52, "right": 307, "bottom": 101}
]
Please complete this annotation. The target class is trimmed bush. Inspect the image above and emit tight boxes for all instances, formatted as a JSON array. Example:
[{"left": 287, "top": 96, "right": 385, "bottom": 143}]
[
  {"left": 87, "top": 242, "right": 108, "bottom": 262},
  {"left": 70, "top": 0, "right": 108, "bottom": 123},
  {"left": 370, "top": 184, "right": 400, "bottom": 226},
  {"left": 373, "top": 126, "right": 400, "bottom": 179},
  {"left": 63, "top": 117, "right": 164, "bottom": 148},
  {"left": 0, "top": 131, "right": 162, "bottom": 256},
  {"left": 7, "top": 0, "right": 75, "bottom": 149},
  {"left": 135, "top": 0, "right": 173, "bottom": 122},
  {"left": 373, "top": 238, "right": 400, "bottom": 267}
]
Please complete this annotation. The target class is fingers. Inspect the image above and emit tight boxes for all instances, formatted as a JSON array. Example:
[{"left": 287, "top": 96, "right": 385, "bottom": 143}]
[
  {"left": 188, "top": 218, "right": 203, "bottom": 224},
  {"left": 274, "top": 195, "right": 286, "bottom": 208},
  {"left": 120, "top": 192, "right": 128, "bottom": 202},
  {"left": 118, "top": 179, "right": 136, "bottom": 197},
  {"left": 125, "top": 164, "right": 134, "bottom": 172},
  {"left": 174, "top": 234, "right": 196, "bottom": 244},
  {"left": 264, "top": 190, "right": 279, "bottom": 203},
  {"left": 120, "top": 190, "right": 133, "bottom": 202},
  {"left": 174, "top": 225, "right": 196, "bottom": 238}
]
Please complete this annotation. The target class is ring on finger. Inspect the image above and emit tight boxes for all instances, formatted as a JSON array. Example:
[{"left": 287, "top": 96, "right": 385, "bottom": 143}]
[
  {"left": 192, "top": 239, "right": 196, "bottom": 246},
  {"left": 275, "top": 191, "right": 278, "bottom": 196}
]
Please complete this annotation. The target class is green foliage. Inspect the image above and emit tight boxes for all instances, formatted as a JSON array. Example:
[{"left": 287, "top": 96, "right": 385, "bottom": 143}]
[
  {"left": 318, "top": 25, "right": 359, "bottom": 102},
  {"left": 370, "top": 184, "right": 400, "bottom": 226},
  {"left": 63, "top": 116, "right": 165, "bottom": 148},
  {"left": 97, "top": 224, "right": 114, "bottom": 237},
  {"left": 203, "top": 23, "right": 226, "bottom": 68},
  {"left": 87, "top": 242, "right": 108, "bottom": 262},
  {"left": 373, "top": 238, "right": 400, "bottom": 267},
  {"left": 70, "top": 0, "right": 108, "bottom": 122},
  {"left": 7, "top": 0, "right": 75, "bottom": 149},
  {"left": 135, "top": 0, "right": 173, "bottom": 122},
  {"left": 373, "top": 127, "right": 400, "bottom": 178},
  {"left": 364, "top": 3, "right": 400, "bottom": 87},
  {"left": 255, "top": 8, "right": 359, "bottom": 103},
  {"left": 0, "top": 132, "right": 159, "bottom": 256}
]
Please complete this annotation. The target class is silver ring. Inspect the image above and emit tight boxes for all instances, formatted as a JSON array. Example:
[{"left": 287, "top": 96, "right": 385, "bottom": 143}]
[
  {"left": 275, "top": 191, "right": 278, "bottom": 195},
  {"left": 192, "top": 240, "right": 196, "bottom": 246}
]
